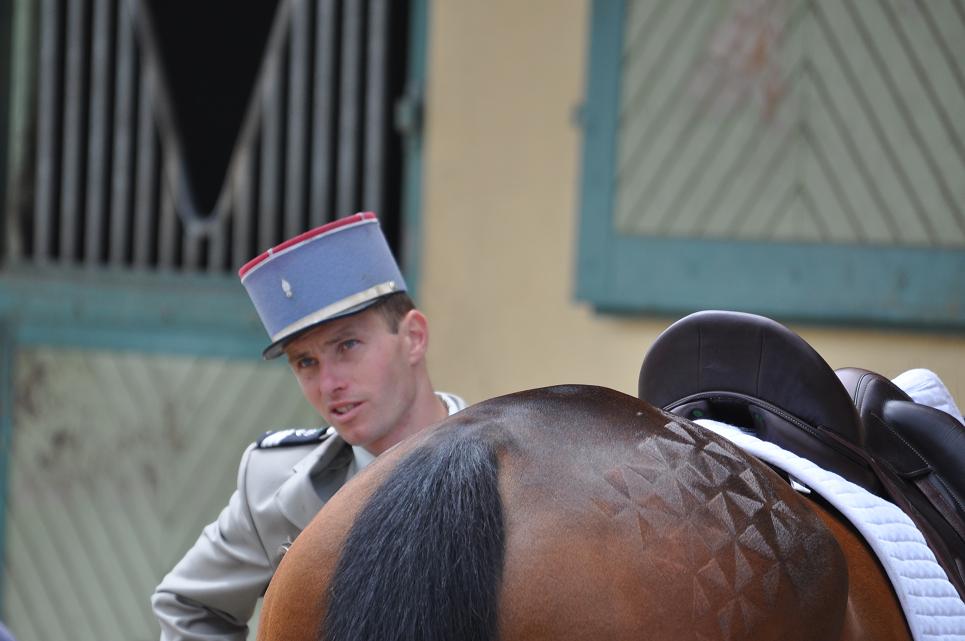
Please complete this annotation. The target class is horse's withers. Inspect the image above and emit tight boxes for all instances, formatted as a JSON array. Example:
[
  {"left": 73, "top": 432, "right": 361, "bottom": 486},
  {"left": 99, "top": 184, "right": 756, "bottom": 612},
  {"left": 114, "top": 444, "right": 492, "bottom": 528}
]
[{"left": 259, "top": 385, "right": 849, "bottom": 641}]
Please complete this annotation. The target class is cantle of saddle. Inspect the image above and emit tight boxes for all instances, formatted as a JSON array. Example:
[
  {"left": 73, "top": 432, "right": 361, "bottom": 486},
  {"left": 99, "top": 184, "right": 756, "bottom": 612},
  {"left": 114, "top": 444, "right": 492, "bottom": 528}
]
[{"left": 638, "top": 310, "right": 965, "bottom": 599}]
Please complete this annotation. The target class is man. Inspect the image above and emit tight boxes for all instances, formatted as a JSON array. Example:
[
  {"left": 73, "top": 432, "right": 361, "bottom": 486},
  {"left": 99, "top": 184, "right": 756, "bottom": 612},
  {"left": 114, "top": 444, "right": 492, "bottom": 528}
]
[{"left": 152, "top": 213, "right": 466, "bottom": 640}]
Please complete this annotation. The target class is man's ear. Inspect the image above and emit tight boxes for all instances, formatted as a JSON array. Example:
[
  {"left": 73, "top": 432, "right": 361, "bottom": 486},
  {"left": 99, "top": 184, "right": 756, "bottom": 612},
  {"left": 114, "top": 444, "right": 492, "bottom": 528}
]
[{"left": 400, "top": 309, "right": 429, "bottom": 364}]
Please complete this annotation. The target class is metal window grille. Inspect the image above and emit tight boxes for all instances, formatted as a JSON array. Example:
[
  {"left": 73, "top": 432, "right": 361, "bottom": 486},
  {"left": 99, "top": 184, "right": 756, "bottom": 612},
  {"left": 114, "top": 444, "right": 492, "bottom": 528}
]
[{"left": 4, "top": 0, "right": 409, "bottom": 273}]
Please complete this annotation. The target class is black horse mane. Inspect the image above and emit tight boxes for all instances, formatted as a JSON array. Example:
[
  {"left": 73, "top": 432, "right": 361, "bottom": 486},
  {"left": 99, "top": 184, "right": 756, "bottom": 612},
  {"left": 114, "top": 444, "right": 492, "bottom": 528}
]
[{"left": 321, "top": 433, "right": 505, "bottom": 641}]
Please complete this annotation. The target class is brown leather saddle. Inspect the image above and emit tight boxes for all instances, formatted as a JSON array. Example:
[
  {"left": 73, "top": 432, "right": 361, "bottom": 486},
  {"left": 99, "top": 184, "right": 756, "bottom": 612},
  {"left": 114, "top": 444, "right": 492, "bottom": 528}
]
[{"left": 638, "top": 310, "right": 965, "bottom": 600}]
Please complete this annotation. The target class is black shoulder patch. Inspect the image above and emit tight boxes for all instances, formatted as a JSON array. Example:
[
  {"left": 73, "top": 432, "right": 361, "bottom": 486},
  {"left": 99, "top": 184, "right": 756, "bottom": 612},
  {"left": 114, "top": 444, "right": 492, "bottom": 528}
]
[{"left": 256, "top": 427, "right": 334, "bottom": 448}]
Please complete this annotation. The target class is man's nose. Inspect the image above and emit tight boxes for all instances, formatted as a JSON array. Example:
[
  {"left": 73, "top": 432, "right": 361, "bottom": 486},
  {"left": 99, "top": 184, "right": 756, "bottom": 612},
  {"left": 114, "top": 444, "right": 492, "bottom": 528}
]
[{"left": 318, "top": 363, "right": 346, "bottom": 396}]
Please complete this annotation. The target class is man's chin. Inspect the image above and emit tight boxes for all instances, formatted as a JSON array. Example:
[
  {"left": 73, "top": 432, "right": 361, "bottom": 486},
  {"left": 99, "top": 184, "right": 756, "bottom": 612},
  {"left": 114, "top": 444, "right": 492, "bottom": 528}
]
[{"left": 329, "top": 422, "right": 370, "bottom": 446}]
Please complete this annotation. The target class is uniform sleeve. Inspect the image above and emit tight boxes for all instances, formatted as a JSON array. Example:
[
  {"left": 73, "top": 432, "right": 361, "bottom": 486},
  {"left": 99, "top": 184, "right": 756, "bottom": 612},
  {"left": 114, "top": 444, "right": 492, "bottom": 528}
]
[{"left": 152, "top": 444, "right": 272, "bottom": 641}]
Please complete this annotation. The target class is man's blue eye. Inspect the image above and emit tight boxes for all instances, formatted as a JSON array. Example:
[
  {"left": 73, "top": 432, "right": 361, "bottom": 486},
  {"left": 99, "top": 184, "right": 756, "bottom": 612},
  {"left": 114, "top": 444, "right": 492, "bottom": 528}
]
[{"left": 340, "top": 339, "right": 359, "bottom": 352}]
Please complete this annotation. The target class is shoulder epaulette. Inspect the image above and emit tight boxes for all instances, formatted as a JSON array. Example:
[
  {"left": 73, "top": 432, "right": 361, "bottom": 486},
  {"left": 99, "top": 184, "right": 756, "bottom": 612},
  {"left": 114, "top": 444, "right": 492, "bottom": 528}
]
[{"left": 256, "top": 426, "right": 335, "bottom": 448}]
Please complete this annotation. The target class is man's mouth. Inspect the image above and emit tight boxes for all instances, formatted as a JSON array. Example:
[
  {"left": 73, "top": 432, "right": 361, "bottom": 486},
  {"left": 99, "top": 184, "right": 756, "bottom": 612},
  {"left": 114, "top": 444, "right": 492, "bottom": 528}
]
[{"left": 331, "top": 402, "right": 361, "bottom": 417}]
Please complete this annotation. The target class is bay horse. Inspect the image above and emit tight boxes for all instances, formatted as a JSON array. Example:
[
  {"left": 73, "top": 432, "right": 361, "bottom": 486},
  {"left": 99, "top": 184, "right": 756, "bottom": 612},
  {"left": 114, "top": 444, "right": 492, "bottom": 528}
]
[{"left": 257, "top": 385, "right": 911, "bottom": 641}]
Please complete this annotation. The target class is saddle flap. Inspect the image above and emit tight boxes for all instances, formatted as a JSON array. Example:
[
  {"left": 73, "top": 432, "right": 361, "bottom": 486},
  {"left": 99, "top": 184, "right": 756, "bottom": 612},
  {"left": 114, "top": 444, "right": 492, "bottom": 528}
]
[
  {"left": 875, "top": 398, "right": 965, "bottom": 599},
  {"left": 639, "top": 310, "right": 877, "bottom": 493},
  {"left": 882, "top": 399, "right": 965, "bottom": 521},
  {"left": 837, "top": 367, "right": 965, "bottom": 529}
]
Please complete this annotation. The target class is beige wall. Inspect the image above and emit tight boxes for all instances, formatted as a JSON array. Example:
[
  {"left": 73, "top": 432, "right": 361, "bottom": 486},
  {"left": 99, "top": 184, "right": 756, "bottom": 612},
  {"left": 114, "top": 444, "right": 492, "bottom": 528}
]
[{"left": 419, "top": 0, "right": 965, "bottom": 408}]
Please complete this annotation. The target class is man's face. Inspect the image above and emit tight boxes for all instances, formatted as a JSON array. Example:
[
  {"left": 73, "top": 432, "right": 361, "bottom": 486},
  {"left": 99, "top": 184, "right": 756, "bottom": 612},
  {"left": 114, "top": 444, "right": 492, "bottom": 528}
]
[{"left": 284, "top": 307, "right": 419, "bottom": 454}]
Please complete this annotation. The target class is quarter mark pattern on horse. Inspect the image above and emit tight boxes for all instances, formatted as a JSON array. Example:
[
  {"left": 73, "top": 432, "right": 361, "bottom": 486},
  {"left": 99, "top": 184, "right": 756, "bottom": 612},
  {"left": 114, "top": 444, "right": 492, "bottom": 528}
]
[{"left": 591, "top": 417, "right": 837, "bottom": 640}]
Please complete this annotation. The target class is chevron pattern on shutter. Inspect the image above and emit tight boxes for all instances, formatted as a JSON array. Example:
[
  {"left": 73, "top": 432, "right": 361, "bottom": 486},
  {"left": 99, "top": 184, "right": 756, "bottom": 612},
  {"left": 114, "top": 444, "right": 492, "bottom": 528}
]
[
  {"left": 3, "top": 347, "right": 318, "bottom": 641},
  {"left": 614, "top": 0, "right": 965, "bottom": 248}
]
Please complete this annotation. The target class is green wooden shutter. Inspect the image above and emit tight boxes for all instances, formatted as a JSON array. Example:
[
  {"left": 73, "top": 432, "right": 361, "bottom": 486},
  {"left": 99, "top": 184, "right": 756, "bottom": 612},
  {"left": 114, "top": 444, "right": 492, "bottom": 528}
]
[
  {"left": 3, "top": 347, "right": 317, "bottom": 641},
  {"left": 578, "top": 0, "right": 965, "bottom": 325}
]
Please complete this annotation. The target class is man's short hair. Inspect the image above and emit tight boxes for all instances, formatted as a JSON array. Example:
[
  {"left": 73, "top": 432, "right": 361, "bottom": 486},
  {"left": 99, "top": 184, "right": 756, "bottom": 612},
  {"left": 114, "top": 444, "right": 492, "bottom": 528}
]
[{"left": 369, "top": 292, "right": 416, "bottom": 333}]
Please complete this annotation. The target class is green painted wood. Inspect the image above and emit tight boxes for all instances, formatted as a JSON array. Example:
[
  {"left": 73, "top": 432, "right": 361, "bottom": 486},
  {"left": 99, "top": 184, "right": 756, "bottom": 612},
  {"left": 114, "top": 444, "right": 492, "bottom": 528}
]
[
  {"left": 595, "top": 235, "right": 965, "bottom": 327},
  {"left": 807, "top": 1, "right": 965, "bottom": 246},
  {"left": 577, "top": 0, "right": 965, "bottom": 325},
  {"left": 615, "top": 0, "right": 811, "bottom": 240},
  {"left": 2, "top": 346, "right": 320, "bottom": 641},
  {"left": 0, "top": 268, "right": 268, "bottom": 358},
  {"left": 576, "top": 0, "right": 626, "bottom": 302},
  {"left": 400, "top": 0, "right": 428, "bottom": 302},
  {"left": 611, "top": 0, "right": 965, "bottom": 247},
  {"left": 0, "top": 324, "right": 13, "bottom": 616}
]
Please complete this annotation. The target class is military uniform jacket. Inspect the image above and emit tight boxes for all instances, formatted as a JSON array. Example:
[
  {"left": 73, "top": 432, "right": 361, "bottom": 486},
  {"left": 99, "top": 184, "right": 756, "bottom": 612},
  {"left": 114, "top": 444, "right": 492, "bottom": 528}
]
[{"left": 152, "top": 392, "right": 466, "bottom": 641}]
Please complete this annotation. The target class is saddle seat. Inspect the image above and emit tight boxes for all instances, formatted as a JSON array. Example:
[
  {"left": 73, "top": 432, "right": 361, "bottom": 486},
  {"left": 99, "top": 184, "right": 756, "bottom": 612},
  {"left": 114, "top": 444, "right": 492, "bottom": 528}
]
[{"left": 638, "top": 310, "right": 965, "bottom": 600}]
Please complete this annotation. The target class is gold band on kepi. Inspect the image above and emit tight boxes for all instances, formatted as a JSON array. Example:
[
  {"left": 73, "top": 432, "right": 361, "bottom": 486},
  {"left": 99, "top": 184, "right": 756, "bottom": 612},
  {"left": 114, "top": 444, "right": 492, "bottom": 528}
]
[{"left": 238, "top": 213, "right": 407, "bottom": 359}]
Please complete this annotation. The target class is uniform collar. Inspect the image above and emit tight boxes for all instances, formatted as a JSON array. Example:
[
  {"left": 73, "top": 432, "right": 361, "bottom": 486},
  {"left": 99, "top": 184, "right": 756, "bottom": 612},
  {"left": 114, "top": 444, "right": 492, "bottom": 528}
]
[
  {"left": 437, "top": 391, "right": 468, "bottom": 415},
  {"left": 350, "top": 445, "right": 376, "bottom": 474}
]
